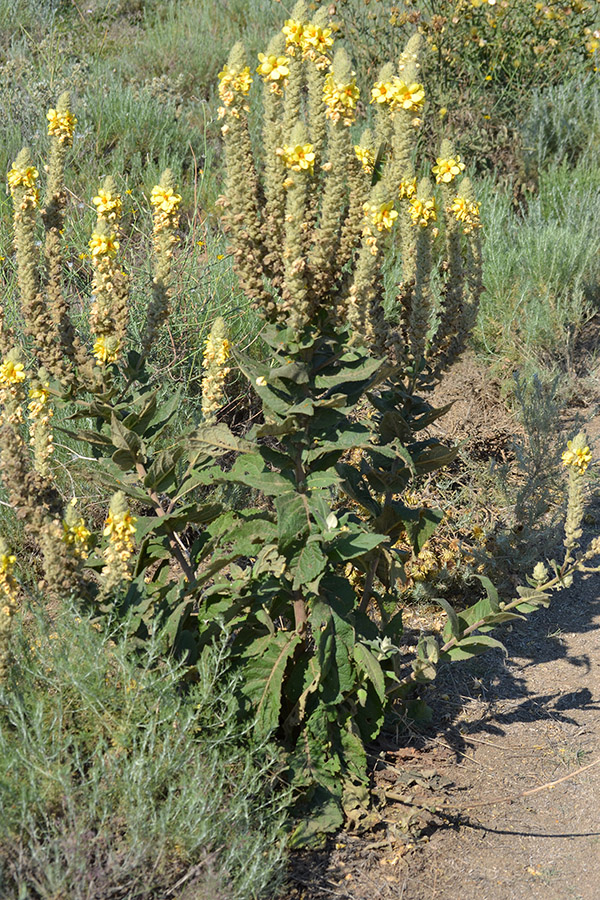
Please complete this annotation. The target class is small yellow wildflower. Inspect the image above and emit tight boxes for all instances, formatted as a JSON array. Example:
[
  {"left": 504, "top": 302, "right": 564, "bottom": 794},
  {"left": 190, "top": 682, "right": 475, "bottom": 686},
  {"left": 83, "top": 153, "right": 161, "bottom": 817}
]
[
  {"left": 300, "top": 22, "right": 334, "bottom": 57},
  {"left": 93, "top": 189, "right": 123, "bottom": 221},
  {"left": 562, "top": 441, "right": 592, "bottom": 475},
  {"left": 0, "top": 360, "right": 26, "bottom": 385},
  {"left": 398, "top": 177, "right": 417, "bottom": 200},
  {"left": 7, "top": 163, "right": 39, "bottom": 190},
  {"left": 282, "top": 18, "right": 304, "bottom": 50},
  {"left": 46, "top": 107, "right": 77, "bottom": 144},
  {"left": 256, "top": 376, "right": 267, "bottom": 387},
  {"left": 28, "top": 383, "right": 50, "bottom": 418},
  {"left": 363, "top": 200, "right": 398, "bottom": 232},
  {"left": 354, "top": 145, "right": 375, "bottom": 174},
  {"left": 449, "top": 196, "right": 481, "bottom": 233},
  {"left": 394, "top": 81, "right": 425, "bottom": 112},
  {"left": 93, "top": 335, "right": 120, "bottom": 365},
  {"left": 408, "top": 196, "right": 437, "bottom": 227},
  {"left": 323, "top": 73, "right": 360, "bottom": 125},
  {"left": 432, "top": 155, "right": 465, "bottom": 184},
  {"left": 150, "top": 185, "right": 182, "bottom": 215},
  {"left": 89, "top": 231, "right": 119, "bottom": 258},
  {"left": 62, "top": 517, "right": 92, "bottom": 560},
  {"left": 277, "top": 143, "right": 316, "bottom": 174},
  {"left": 217, "top": 63, "right": 253, "bottom": 108},
  {"left": 257, "top": 53, "right": 290, "bottom": 82},
  {"left": 370, "top": 80, "right": 397, "bottom": 105}
]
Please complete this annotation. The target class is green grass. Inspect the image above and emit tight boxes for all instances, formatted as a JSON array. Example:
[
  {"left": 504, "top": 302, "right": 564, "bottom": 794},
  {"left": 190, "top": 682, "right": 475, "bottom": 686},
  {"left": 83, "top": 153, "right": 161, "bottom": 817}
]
[
  {"left": 476, "top": 161, "right": 600, "bottom": 380},
  {"left": 0, "top": 598, "right": 290, "bottom": 900}
]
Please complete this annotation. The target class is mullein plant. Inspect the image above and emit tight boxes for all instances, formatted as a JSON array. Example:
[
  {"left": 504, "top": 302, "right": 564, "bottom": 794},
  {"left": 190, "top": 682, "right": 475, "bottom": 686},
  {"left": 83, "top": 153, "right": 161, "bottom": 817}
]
[{"left": 0, "top": 96, "right": 206, "bottom": 624}]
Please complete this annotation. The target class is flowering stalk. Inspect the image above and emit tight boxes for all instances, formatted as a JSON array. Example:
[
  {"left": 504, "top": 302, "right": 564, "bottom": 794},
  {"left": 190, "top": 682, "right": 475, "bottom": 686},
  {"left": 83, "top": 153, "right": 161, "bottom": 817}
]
[
  {"left": 101, "top": 491, "right": 137, "bottom": 593},
  {"left": 142, "top": 170, "right": 181, "bottom": 351},
  {"left": 8, "top": 150, "right": 69, "bottom": 381},
  {"left": 279, "top": 123, "right": 314, "bottom": 332},
  {"left": 27, "top": 370, "right": 54, "bottom": 477},
  {"left": 563, "top": 433, "right": 592, "bottom": 555},
  {"left": 0, "top": 540, "right": 19, "bottom": 683},
  {"left": 89, "top": 177, "right": 129, "bottom": 366},
  {"left": 219, "top": 43, "right": 275, "bottom": 319},
  {"left": 0, "top": 349, "right": 27, "bottom": 427},
  {"left": 42, "top": 93, "right": 90, "bottom": 380},
  {"left": 408, "top": 178, "right": 436, "bottom": 365},
  {"left": 309, "top": 47, "right": 358, "bottom": 304},
  {"left": 258, "top": 34, "right": 289, "bottom": 286},
  {"left": 346, "top": 183, "right": 396, "bottom": 352},
  {"left": 201, "top": 316, "right": 231, "bottom": 424}
]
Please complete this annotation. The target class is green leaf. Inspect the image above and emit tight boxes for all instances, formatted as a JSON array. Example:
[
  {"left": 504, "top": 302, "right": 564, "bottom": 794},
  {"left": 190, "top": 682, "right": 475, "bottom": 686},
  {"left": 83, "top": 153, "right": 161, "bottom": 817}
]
[
  {"left": 190, "top": 423, "right": 254, "bottom": 454},
  {"left": 242, "top": 631, "right": 302, "bottom": 737},
  {"left": 276, "top": 492, "right": 309, "bottom": 549},
  {"left": 441, "top": 634, "right": 507, "bottom": 661},
  {"left": 291, "top": 542, "right": 327, "bottom": 591},
  {"left": 230, "top": 453, "right": 294, "bottom": 496},
  {"left": 435, "top": 597, "right": 461, "bottom": 639},
  {"left": 328, "top": 530, "right": 387, "bottom": 563},
  {"left": 353, "top": 644, "right": 385, "bottom": 702},
  {"left": 404, "top": 507, "right": 443, "bottom": 554},
  {"left": 110, "top": 413, "right": 142, "bottom": 458},
  {"left": 144, "top": 448, "right": 183, "bottom": 492}
]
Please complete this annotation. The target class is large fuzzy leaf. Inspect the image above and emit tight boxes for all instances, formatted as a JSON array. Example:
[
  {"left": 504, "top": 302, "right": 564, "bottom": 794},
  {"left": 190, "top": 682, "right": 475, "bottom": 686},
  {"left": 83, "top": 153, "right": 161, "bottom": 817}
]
[{"left": 242, "top": 631, "right": 302, "bottom": 738}]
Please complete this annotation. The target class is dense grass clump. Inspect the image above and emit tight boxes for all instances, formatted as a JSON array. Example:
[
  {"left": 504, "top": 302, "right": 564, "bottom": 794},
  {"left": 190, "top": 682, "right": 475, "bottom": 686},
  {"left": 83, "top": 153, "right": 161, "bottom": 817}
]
[{"left": 0, "top": 601, "right": 289, "bottom": 900}]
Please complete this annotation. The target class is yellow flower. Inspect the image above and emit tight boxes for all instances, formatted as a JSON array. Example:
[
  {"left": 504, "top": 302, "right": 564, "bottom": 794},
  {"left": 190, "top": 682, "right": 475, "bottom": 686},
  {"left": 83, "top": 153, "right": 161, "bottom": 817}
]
[
  {"left": 218, "top": 63, "right": 253, "bottom": 105},
  {"left": 93, "top": 335, "right": 120, "bottom": 364},
  {"left": 28, "top": 383, "right": 50, "bottom": 417},
  {"left": 432, "top": 155, "right": 465, "bottom": 184},
  {"left": 300, "top": 22, "right": 334, "bottom": 56},
  {"left": 562, "top": 442, "right": 592, "bottom": 474},
  {"left": 46, "top": 107, "right": 77, "bottom": 144},
  {"left": 150, "top": 185, "right": 182, "bottom": 215},
  {"left": 89, "top": 231, "right": 119, "bottom": 258},
  {"left": 449, "top": 196, "right": 480, "bottom": 233},
  {"left": 408, "top": 196, "right": 437, "bottom": 227},
  {"left": 7, "top": 163, "right": 39, "bottom": 190},
  {"left": 370, "top": 80, "right": 397, "bottom": 105},
  {"left": 257, "top": 53, "right": 290, "bottom": 81},
  {"left": 103, "top": 509, "right": 137, "bottom": 541},
  {"left": 62, "top": 517, "right": 91, "bottom": 560},
  {"left": 398, "top": 177, "right": 417, "bottom": 200},
  {"left": 354, "top": 145, "right": 375, "bottom": 174},
  {"left": 278, "top": 143, "right": 316, "bottom": 174},
  {"left": 394, "top": 81, "right": 425, "bottom": 112},
  {"left": 0, "top": 360, "right": 26, "bottom": 385},
  {"left": 282, "top": 18, "right": 304, "bottom": 49},
  {"left": 323, "top": 73, "right": 360, "bottom": 124},
  {"left": 0, "top": 552, "right": 16, "bottom": 574},
  {"left": 363, "top": 200, "right": 398, "bottom": 232},
  {"left": 93, "top": 189, "right": 123, "bottom": 221}
]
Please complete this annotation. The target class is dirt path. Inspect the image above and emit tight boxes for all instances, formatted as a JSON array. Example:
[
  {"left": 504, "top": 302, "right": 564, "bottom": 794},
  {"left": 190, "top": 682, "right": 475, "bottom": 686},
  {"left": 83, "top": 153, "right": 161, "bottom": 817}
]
[
  {"left": 286, "top": 564, "right": 600, "bottom": 900},
  {"left": 402, "top": 565, "right": 600, "bottom": 900}
]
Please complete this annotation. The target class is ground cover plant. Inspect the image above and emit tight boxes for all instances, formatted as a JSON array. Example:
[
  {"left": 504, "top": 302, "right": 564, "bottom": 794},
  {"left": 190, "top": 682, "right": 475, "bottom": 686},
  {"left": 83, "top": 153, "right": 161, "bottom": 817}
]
[{"left": 1, "top": 0, "right": 600, "bottom": 896}]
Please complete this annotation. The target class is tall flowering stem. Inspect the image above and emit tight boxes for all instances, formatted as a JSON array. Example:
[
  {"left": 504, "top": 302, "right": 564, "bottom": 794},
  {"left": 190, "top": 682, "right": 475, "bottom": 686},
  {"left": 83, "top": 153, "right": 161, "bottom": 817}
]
[
  {"left": 563, "top": 433, "right": 592, "bottom": 556},
  {"left": 142, "top": 170, "right": 181, "bottom": 351},
  {"left": 89, "top": 177, "right": 129, "bottom": 367},
  {"left": 42, "top": 92, "right": 88, "bottom": 376},
  {"left": 219, "top": 43, "right": 275, "bottom": 320},
  {"left": 201, "top": 317, "right": 231, "bottom": 424},
  {"left": 27, "top": 370, "right": 54, "bottom": 477},
  {"left": 0, "top": 540, "right": 19, "bottom": 683},
  {"left": 101, "top": 491, "right": 137, "bottom": 593},
  {"left": 8, "top": 149, "right": 69, "bottom": 382}
]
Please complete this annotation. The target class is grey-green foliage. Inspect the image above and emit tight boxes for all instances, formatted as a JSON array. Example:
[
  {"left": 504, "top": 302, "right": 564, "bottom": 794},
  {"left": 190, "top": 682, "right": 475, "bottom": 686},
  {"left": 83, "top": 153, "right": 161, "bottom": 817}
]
[
  {"left": 521, "top": 74, "right": 600, "bottom": 174},
  {"left": 476, "top": 164, "right": 600, "bottom": 371},
  {"left": 0, "top": 602, "right": 289, "bottom": 900}
]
